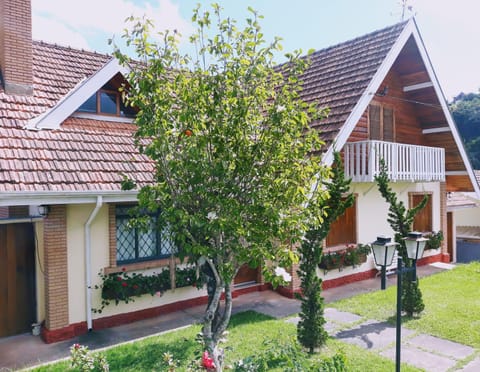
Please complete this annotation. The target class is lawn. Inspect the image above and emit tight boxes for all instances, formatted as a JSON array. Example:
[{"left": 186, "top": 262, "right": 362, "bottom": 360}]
[
  {"left": 330, "top": 262, "right": 480, "bottom": 348},
  {"left": 31, "top": 311, "right": 421, "bottom": 371}
]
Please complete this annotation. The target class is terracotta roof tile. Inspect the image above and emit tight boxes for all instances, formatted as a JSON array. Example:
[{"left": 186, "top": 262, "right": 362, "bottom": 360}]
[
  {"left": 0, "top": 22, "right": 407, "bottom": 193},
  {"left": 299, "top": 21, "right": 407, "bottom": 147}
]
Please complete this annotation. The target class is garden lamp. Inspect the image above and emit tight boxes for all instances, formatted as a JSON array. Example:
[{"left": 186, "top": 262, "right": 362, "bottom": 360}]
[
  {"left": 403, "top": 231, "right": 428, "bottom": 280},
  {"left": 371, "top": 235, "right": 398, "bottom": 290}
]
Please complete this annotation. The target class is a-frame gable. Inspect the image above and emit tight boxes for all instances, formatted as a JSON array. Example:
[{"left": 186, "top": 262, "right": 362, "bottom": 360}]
[
  {"left": 26, "top": 58, "right": 129, "bottom": 130},
  {"left": 325, "top": 18, "right": 480, "bottom": 197}
]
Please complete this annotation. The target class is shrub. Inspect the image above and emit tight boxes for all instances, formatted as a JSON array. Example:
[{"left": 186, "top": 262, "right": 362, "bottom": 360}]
[{"left": 70, "top": 344, "right": 109, "bottom": 372}]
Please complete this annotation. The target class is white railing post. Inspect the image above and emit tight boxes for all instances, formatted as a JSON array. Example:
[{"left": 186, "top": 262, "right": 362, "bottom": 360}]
[{"left": 344, "top": 140, "right": 445, "bottom": 184}]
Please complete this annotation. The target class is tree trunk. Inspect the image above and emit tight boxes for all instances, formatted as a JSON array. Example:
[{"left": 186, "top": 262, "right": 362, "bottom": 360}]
[{"left": 201, "top": 265, "right": 234, "bottom": 372}]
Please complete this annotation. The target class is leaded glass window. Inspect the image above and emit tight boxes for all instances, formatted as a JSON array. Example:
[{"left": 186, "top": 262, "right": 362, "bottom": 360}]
[{"left": 115, "top": 205, "right": 176, "bottom": 264}]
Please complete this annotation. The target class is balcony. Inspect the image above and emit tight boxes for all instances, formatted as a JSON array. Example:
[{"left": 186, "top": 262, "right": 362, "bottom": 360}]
[{"left": 344, "top": 140, "right": 445, "bottom": 183}]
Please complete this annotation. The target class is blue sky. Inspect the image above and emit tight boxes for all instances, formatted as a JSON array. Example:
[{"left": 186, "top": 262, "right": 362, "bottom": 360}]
[{"left": 32, "top": 0, "right": 480, "bottom": 100}]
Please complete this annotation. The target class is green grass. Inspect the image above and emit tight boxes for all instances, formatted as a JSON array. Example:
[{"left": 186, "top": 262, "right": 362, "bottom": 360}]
[
  {"left": 31, "top": 311, "right": 421, "bottom": 371},
  {"left": 330, "top": 261, "right": 480, "bottom": 348}
]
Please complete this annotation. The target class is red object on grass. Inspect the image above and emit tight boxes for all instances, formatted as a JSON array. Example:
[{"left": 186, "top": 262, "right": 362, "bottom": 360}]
[{"left": 202, "top": 350, "right": 215, "bottom": 370}]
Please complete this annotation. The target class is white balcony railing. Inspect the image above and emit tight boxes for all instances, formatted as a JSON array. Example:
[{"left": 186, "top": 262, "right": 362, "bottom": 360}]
[{"left": 344, "top": 140, "right": 445, "bottom": 183}]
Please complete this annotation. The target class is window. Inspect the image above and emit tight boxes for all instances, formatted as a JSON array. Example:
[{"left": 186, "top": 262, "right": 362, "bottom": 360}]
[
  {"left": 369, "top": 104, "right": 394, "bottom": 141},
  {"left": 326, "top": 197, "right": 357, "bottom": 247},
  {"left": 115, "top": 205, "right": 176, "bottom": 264},
  {"left": 410, "top": 193, "right": 433, "bottom": 233},
  {"left": 78, "top": 83, "right": 136, "bottom": 118}
]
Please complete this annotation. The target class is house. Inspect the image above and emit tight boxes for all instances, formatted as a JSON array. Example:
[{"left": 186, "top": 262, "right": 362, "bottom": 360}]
[
  {"left": 0, "top": 0, "right": 477, "bottom": 343},
  {"left": 447, "top": 171, "right": 480, "bottom": 262}
]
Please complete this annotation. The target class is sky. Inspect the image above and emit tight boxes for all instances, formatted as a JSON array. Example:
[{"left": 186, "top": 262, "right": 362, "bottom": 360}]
[{"left": 31, "top": 0, "right": 480, "bottom": 100}]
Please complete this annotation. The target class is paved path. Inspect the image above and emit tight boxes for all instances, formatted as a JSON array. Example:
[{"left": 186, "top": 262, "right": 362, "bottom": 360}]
[{"left": 287, "top": 308, "right": 479, "bottom": 372}]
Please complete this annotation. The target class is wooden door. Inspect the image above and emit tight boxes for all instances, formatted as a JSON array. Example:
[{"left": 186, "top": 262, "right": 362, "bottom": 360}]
[
  {"left": 326, "top": 198, "right": 357, "bottom": 247},
  {"left": 411, "top": 194, "right": 432, "bottom": 232},
  {"left": 447, "top": 212, "right": 453, "bottom": 261},
  {"left": 0, "top": 223, "right": 36, "bottom": 337},
  {"left": 234, "top": 264, "right": 258, "bottom": 285}
]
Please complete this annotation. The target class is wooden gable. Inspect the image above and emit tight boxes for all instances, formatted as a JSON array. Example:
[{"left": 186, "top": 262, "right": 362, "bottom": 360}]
[{"left": 346, "top": 35, "right": 475, "bottom": 192}]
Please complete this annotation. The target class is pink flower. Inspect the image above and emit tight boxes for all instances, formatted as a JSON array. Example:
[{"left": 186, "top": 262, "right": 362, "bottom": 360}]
[
  {"left": 202, "top": 351, "right": 215, "bottom": 370},
  {"left": 121, "top": 282, "right": 128, "bottom": 287},
  {"left": 116, "top": 276, "right": 122, "bottom": 281},
  {"left": 133, "top": 284, "right": 139, "bottom": 290},
  {"left": 155, "top": 291, "right": 162, "bottom": 297},
  {"left": 73, "top": 343, "right": 80, "bottom": 349}
]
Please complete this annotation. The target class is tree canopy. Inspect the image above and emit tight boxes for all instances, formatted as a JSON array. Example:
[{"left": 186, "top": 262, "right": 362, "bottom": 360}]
[
  {"left": 114, "top": 4, "right": 330, "bottom": 370},
  {"left": 450, "top": 90, "right": 480, "bottom": 168}
]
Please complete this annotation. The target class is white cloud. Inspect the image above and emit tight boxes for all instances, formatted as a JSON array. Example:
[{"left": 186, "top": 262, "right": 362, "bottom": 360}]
[
  {"left": 413, "top": 0, "right": 480, "bottom": 98},
  {"left": 33, "top": 13, "right": 90, "bottom": 49},
  {"left": 32, "top": 0, "right": 193, "bottom": 50}
]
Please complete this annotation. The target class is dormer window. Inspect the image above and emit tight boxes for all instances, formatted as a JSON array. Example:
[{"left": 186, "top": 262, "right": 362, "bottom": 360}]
[{"left": 78, "top": 83, "right": 136, "bottom": 118}]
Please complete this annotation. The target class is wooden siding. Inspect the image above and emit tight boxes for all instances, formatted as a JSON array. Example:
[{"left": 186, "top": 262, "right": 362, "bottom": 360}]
[{"left": 346, "top": 35, "right": 473, "bottom": 191}]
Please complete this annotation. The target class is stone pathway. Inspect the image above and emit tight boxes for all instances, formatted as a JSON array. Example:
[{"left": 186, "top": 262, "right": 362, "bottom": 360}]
[{"left": 288, "top": 308, "right": 478, "bottom": 371}]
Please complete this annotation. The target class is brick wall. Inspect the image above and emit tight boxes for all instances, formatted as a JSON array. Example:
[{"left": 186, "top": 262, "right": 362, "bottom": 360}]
[
  {"left": 0, "top": 0, "right": 33, "bottom": 95},
  {"left": 440, "top": 182, "right": 448, "bottom": 253},
  {"left": 43, "top": 205, "right": 69, "bottom": 330}
]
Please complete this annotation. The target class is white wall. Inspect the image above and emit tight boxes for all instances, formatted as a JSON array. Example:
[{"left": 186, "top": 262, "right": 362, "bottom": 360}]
[
  {"left": 351, "top": 181, "right": 441, "bottom": 245},
  {"left": 66, "top": 204, "right": 206, "bottom": 324},
  {"left": 455, "top": 205, "right": 480, "bottom": 227}
]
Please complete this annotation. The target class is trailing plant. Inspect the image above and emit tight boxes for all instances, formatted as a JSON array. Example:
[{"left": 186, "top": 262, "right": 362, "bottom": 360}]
[
  {"left": 297, "top": 151, "right": 354, "bottom": 353},
  {"left": 425, "top": 230, "right": 443, "bottom": 249},
  {"left": 93, "top": 265, "right": 205, "bottom": 313},
  {"left": 319, "top": 244, "right": 370, "bottom": 272},
  {"left": 374, "top": 159, "right": 427, "bottom": 316}
]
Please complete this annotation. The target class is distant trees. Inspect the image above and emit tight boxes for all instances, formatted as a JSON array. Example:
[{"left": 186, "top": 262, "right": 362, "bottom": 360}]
[{"left": 450, "top": 91, "right": 480, "bottom": 169}]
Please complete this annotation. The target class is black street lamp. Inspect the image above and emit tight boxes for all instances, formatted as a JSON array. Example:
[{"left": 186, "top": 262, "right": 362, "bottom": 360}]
[
  {"left": 395, "top": 231, "right": 427, "bottom": 372},
  {"left": 371, "top": 236, "right": 398, "bottom": 290}
]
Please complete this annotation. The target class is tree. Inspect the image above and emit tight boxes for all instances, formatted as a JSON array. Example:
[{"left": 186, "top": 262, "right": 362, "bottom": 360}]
[
  {"left": 114, "top": 5, "right": 329, "bottom": 370},
  {"left": 450, "top": 90, "right": 480, "bottom": 168},
  {"left": 375, "top": 159, "right": 427, "bottom": 316},
  {"left": 297, "top": 151, "right": 354, "bottom": 353}
]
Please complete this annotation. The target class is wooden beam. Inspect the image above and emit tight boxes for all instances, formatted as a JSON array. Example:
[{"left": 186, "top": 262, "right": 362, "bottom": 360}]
[
  {"left": 445, "top": 171, "right": 468, "bottom": 176},
  {"left": 403, "top": 81, "right": 433, "bottom": 92},
  {"left": 422, "top": 127, "right": 451, "bottom": 134}
]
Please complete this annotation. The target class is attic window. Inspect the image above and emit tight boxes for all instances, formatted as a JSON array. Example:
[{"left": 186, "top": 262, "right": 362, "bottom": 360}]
[{"left": 78, "top": 84, "right": 136, "bottom": 118}]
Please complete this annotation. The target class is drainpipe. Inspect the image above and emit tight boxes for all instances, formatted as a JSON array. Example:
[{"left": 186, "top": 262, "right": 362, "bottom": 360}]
[{"left": 85, "top": 196, "right": 103, "bottom": 331}]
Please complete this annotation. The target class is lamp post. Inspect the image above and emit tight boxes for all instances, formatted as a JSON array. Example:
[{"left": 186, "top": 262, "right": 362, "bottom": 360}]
[
  {"left": 371, "top": 236, "right": 398, "bottom": 290},
  {"left": 395, "top": 232, "right": 427, "bottom": 372}
]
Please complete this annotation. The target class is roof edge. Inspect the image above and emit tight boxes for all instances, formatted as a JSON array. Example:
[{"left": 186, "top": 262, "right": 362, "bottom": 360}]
[
  {"left": 26, "top": 58, "right": 130, "bottom": 130},
  {"left": 0, "top": 190, "right": 139, "bottom": 206}
]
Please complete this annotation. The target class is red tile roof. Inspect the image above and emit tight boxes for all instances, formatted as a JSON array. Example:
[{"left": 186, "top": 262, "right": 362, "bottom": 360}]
[
  {"left": 0, "top": 22, "right": 408, "bottom": 193},
  {"left": 299, "top": 21, "right": 407, "bottom": 146}
]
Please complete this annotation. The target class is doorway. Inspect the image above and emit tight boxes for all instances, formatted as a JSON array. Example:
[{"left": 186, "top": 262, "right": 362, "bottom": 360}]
[{"left": 0, "top": 223, "right": 36, "bottom": 337}]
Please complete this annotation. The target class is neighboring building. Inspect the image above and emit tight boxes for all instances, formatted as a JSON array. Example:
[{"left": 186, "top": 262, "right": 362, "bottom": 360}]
[
  {"left": 0, "top": 0, "right": 477, "bottom": 342},
  {"left": 447, "top": 171, "right": 480, "bottom": 262}
]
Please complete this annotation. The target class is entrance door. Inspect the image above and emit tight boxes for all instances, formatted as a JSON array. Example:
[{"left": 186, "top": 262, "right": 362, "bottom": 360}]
[
  {"left": 0, "top": 223, "right": 36, "bottom": 337},
  {"left": 447, "top": 212, "right": 453, "bottom": 262}
]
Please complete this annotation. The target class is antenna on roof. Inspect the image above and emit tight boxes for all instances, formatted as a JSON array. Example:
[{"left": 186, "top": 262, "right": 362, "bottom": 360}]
[{"left": 394, "top": 0, "right": 416, "bottom": 21}]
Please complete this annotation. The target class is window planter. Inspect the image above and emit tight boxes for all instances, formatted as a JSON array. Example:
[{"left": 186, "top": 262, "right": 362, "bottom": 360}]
[
  {"left": 93, "top": 265, "right": 205, "bottom": 313},
  {"left": 319, "top": 244, "right": 370, "bottom": 274}
]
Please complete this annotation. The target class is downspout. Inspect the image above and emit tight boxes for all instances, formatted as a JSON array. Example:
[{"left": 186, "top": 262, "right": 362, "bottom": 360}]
[{"left": 85, "top": 196, "right": 103, "bottom": 330}]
